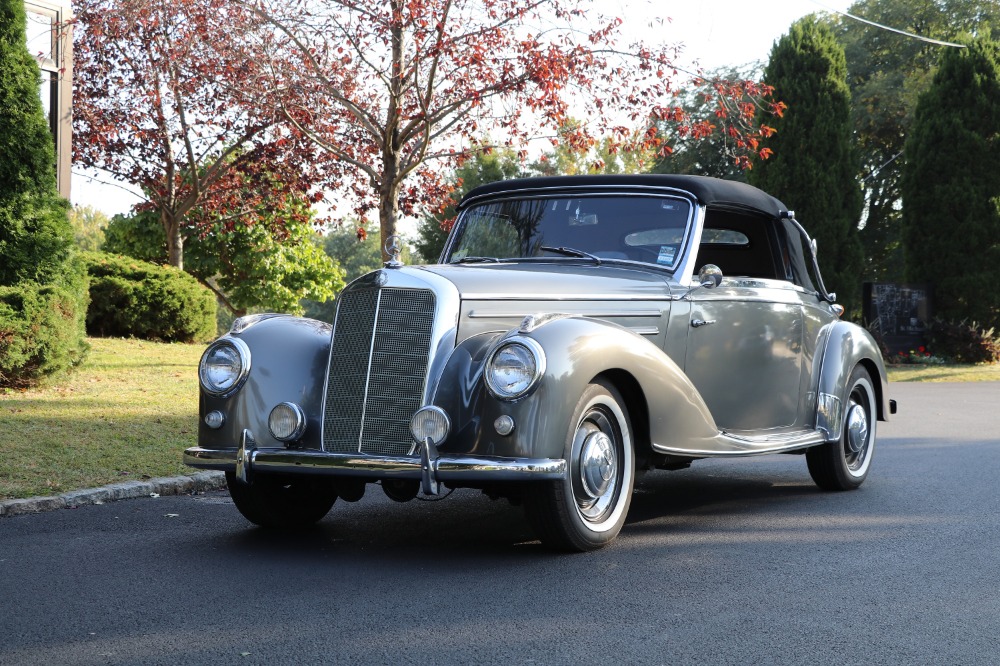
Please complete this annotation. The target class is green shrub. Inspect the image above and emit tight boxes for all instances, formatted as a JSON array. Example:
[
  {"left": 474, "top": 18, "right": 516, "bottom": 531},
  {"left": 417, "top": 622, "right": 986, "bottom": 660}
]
[
  {"left": 83, "top": 252, "right": 216, "bottom": 343},
  {"left": 0, "top": 191, "right": 73, "bottom": 285},
  {"left": 927, "top": 319, "right": 1000, "bottom": 364},
  {"left": 0, "top": 256, "right": 90, "bottom": 387}
]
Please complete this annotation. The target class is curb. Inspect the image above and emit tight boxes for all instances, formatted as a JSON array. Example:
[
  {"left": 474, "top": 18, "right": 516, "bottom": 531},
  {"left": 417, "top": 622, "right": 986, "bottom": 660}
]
[{"left": 0, "top": 471, "right": 227, "bottom": 518}]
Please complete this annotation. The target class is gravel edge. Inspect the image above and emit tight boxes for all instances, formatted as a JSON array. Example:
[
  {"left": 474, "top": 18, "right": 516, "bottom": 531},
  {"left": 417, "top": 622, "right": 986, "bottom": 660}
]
[{"left": 0, "top": 471, "right": 227, "bottom": 518}]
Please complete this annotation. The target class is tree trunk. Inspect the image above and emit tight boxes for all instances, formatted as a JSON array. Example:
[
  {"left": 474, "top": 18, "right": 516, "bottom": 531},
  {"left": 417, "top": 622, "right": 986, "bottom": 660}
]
[
  {"left": 378, "top": 178, "right": 400, "bottom": 263},
  {"left": 163, "top": 209, "right": 184, "bottom": 270},
  {"left": 379, "top": 4, "right": 404, "bottom": 264}
]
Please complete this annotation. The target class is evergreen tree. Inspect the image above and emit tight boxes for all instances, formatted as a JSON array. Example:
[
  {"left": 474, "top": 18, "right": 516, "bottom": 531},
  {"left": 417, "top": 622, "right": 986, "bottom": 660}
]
[
  {"left": 0, "top": 0, "right": 87, "bottom": 386},
  {"left": 902, "top": 37, "right": 1000, "bottom": 328},
  {"left": 0, "top": 0, "right": 72, "bottom": 285},
  {"left": 749, "top": 15, "right": 865, "bottom": 316},
  {"left": 833, "top": 0, "right": 1000, "bottom": 283}
]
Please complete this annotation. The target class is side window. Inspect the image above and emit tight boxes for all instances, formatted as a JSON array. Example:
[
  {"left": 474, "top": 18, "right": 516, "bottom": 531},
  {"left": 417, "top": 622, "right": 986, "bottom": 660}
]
[{"left": 695, "top": 211, "right": 784, "bottom": 280}]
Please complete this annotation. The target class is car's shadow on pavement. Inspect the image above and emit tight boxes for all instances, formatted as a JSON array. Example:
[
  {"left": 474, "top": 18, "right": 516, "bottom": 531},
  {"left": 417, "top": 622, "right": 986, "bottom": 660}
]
[
  {"left": 626, "top": 462, "right": 821, "bottom": 525},
  {"left": 195, "top": 459, "right": 826, "bottom": 558}
]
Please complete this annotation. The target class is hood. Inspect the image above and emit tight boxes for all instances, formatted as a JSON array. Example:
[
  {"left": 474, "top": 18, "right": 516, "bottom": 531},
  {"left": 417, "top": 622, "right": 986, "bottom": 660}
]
[{"left": 412, "top": 261, "right": 674, "bottom": 300}]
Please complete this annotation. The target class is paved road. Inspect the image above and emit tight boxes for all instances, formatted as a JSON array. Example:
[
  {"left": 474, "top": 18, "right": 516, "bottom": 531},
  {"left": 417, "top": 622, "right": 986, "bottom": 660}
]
[{"left": 2, "top": 382, "right": 999, "bottom": 665}]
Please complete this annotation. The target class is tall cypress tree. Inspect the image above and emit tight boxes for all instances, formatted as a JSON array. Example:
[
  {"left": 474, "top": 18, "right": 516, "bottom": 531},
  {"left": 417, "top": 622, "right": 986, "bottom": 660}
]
[
  {"left": 902, "top": 37, "right": 1000, "bottom": 329},
  {"left": 0, "top": 0, "right": 72, "bottom": 285},
  {"left": 749, "top": 15, "right": 864, "bottom": 316},
  {"left": 0, "top": 0, "right": 87, "bottom": 386}
]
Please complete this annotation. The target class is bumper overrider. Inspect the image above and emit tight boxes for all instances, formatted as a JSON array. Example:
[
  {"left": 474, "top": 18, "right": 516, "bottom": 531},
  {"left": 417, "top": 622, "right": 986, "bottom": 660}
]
[{"left": 184, "top": 429, "right": 566, "bottom": 495}]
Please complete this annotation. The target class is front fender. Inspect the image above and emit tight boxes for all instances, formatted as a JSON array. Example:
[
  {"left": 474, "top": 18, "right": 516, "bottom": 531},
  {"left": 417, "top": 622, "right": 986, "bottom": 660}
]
[
  {"left": 432, "top": 317, "right": 720, "bottom": 461},
  {"left": 198, "top": 316, "right": 332, "bottom": 450},
  {"left": 815, "top": 320, "right": 890, "bottom": 441}
]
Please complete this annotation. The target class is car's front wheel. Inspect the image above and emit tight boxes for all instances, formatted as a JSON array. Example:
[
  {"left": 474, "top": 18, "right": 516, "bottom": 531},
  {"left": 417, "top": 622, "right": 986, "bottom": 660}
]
[
  {"left": 225, "top": 472, "right": 337, "bottom": 528},
  {"left": 525, "top": 381, "right": 635, "bottom": 551},
  {"left": 807, "top": 365, "right": 877, "bottom": 491}
]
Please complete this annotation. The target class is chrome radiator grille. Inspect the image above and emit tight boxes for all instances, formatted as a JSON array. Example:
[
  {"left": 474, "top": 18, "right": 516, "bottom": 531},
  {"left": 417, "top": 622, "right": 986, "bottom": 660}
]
[{"left": 322, "top": 287, "right": 435, "bottom": 456}]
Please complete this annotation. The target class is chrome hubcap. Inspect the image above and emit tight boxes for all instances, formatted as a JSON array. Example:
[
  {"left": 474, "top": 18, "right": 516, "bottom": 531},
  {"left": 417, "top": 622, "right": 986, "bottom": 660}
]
[
  {"left": 573, "top": 406, "right": 622, "bottom": 523},
  {"left": 846, "top": 402, "right": 869, "bottom": 455},
  {"left": 580, "top": 431, "right": 615, "bottom": 499}
]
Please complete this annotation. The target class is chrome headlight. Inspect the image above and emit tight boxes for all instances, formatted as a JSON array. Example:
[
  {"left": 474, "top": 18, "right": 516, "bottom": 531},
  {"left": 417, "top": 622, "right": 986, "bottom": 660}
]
[
  {"left": 485, "top": 338, "right": 545, "bottom": 400},
  {"left": 198, "top": 337, "right": 251, "bottom": 397}
]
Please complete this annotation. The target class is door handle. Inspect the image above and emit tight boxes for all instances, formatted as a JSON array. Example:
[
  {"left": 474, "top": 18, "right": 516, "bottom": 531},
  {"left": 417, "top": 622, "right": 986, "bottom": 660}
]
[{"left": 691, "top": 318, "right": 716, "bottom": 328}]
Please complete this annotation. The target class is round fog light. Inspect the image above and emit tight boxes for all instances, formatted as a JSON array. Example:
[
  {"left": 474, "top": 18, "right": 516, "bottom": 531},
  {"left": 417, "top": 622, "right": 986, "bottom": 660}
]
[
  {"left": 268, "top": 402, "right": 306, "bottom": 441},
  {"left": 410, "top": 406, "right": 450, "bottom": 446},
  {"left": 204, "top": 410, "right": 225, "bottom": 429},
  {"left": 494, "top": 415, "right": 515, "bottom": 436}
]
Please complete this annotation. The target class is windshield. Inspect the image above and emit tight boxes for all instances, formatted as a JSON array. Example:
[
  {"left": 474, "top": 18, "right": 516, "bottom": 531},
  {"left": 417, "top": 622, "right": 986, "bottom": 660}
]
[{"left": 446, "top": 195, "right": 694, "bottom": 270}]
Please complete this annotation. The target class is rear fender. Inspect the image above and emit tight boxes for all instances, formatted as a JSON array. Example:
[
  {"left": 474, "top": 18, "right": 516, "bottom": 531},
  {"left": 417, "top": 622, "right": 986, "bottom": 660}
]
[{"left": 815, "top": 321, "right": 890, "bottom": 442}]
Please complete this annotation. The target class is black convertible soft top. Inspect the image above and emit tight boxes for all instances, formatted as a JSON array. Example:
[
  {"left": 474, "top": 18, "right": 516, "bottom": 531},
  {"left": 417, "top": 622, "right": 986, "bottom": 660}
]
[{"left": 458, "top": 174, "right": 789, "bottom": 218}]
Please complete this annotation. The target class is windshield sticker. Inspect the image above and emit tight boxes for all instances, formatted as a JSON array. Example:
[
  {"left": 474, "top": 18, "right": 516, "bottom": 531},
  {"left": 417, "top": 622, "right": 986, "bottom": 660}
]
[{"left": 657, "top": 246, "right": 676, "bottom": 265}]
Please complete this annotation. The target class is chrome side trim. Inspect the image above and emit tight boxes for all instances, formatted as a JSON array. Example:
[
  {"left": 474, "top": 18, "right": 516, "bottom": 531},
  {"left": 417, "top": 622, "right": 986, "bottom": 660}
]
[
  {"left": 630, "top": 327, "right": 660, "bottom": 335},
  {"left": 183, "top": 447, "right": 567, "bottom": 481},
  {"left": 468, "top": 310, "right": 664, "bottom": 319},
  {"left": 651, "top": 428, "right": 827, "bottom": 457},
  {"left": 460, "top": 294, "right": 677, "bottom": 301}
]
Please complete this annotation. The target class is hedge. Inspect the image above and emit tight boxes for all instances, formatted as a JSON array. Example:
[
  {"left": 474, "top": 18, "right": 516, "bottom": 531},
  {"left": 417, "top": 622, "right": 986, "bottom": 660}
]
[
  {"left": 0, "top": 255, "right": 89, "bottom": 387},
  {"left": 83, "top": 252, "right": 216, "bottom": 343}
]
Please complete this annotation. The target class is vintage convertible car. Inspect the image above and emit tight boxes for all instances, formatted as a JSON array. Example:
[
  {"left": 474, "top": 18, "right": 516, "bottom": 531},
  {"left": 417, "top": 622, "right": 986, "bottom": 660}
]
[{"left": 185, "top": 174, "right": 895, "bottom": 551}]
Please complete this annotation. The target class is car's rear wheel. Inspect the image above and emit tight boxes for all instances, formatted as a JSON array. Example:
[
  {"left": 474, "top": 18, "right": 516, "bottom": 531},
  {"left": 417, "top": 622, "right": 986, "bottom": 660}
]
[
  {"left": 525, "top": 381, "right": 634, "bottom": 551},
  {"left": 225, "top": 472, "right": 337, "bottom": 528},
  {"left": 807, "top": 365, "right": 877, "bottom": 491}
]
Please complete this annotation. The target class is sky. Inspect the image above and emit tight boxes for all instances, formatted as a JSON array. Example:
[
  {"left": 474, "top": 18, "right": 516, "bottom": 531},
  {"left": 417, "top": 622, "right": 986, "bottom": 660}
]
[
  {"left": 70, "top": 0, "right": 855, "bottom": 217},
  {"left": 617, "top": 0, "right": 854, "bottom": 70}
]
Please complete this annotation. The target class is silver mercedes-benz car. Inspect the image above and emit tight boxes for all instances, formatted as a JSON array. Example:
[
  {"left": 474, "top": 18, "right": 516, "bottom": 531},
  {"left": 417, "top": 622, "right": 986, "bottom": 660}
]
[{"left": 185, "top": 174, "right": 895, "bottom": 551}]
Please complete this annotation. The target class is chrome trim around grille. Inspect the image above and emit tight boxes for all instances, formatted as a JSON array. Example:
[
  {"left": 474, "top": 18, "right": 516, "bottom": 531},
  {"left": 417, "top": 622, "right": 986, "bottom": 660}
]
[
  {"left": 184, "top": 447, "right": 566, "bottom": 481},
  {"left": 321, "top": 268, "right": 461, "bottom": 458}
]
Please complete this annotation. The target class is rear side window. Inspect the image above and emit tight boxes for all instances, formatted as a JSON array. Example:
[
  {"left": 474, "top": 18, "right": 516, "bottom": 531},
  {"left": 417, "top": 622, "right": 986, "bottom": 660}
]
[{"left": 695, "top": 211, "right": 782, "bottom": 280}]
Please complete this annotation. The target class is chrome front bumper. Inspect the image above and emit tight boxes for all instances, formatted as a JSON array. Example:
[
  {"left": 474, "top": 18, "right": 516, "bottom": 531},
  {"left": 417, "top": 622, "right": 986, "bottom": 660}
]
[{"left": 184, "top": 444, "right": 566, "bottom": 484}]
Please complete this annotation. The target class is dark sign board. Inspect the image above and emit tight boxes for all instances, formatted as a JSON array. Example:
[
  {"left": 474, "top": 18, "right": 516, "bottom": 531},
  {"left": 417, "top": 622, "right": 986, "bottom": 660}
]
[{"left": 863, "top": 283, "right": 932, "bottom": 355}]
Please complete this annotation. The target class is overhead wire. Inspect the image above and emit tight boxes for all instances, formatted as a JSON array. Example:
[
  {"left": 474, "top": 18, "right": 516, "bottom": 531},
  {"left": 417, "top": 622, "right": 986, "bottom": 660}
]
[{"left": 808, "top": 0, "right": 968, "bottom": 48}]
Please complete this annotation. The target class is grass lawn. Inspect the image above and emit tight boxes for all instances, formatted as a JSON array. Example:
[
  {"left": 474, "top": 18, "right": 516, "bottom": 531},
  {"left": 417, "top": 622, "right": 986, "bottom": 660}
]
[
  {"left": 0, "top": 338, "right": 203, "bottom": 500},
  {"left": 2, "top": 337, "right": 998, "bottom": 500},
  {"left": 886, "top": 363, "right": 1000, "bottom": 383}
]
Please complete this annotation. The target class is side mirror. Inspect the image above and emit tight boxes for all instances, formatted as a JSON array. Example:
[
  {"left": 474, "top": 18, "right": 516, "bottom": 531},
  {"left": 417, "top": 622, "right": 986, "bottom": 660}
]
[
  {"left": 698, "top": 264, "right": 723, "bottom": 289},
  {"left": 682, "top": 264, "right": 724, "bottom": 300}
]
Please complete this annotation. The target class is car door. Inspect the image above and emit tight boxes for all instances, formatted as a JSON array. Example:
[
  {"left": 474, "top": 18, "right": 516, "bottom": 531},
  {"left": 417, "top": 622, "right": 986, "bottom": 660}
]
[
  {"left": 683, "top": 280, "right": 805, "bottom": 431},
  {"left": 681, "top": 211, "right": 806, "bottom": 432}
]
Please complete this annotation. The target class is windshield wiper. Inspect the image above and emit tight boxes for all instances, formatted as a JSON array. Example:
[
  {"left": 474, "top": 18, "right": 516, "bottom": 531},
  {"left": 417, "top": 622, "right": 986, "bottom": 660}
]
[
  {"left": 540, "top": 246, "right": 602, "bottom": 264},
  {"left": 451, "top": 256, "right": 501, "bottom": 264}
]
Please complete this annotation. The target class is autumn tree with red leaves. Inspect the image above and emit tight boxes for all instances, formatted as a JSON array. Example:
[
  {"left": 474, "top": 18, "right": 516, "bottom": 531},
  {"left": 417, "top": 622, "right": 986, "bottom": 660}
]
[
  {"left": 73, "top": 0, "right": 324, "bottom": 270},
  {"left": 246, "top": 0, "right": 782, "bottom": 258}
]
